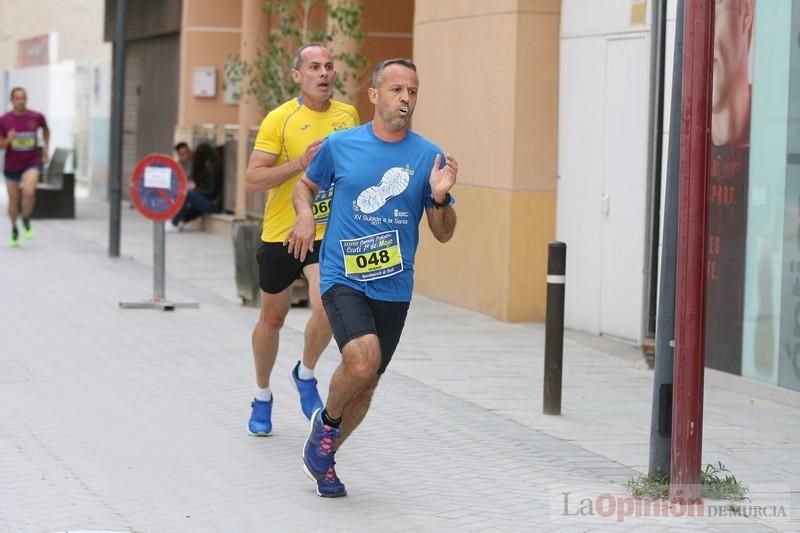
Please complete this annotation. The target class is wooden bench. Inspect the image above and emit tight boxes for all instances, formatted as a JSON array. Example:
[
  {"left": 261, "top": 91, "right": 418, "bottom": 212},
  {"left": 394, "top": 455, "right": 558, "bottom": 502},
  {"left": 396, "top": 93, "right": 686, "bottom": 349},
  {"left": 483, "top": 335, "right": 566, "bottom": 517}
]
[{"left": 32, "top": 147, "right": 75, "bottom": 219}]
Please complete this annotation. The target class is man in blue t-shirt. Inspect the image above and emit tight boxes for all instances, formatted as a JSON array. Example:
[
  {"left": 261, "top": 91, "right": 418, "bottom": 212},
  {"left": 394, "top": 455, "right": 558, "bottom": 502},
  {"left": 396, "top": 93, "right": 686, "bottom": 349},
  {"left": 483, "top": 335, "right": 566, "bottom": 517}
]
[{"left": 286, "top": 58, "right": 458, "bottom": 498}]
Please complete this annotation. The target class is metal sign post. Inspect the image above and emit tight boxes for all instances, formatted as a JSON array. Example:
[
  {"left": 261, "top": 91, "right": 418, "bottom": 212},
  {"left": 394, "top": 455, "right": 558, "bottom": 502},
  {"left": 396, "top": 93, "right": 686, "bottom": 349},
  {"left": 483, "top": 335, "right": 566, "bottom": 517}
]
[
  {"left": 154, "top": 220, "right": 167, "bottom": 301},
  {"left": 671, "top": 0, "right": 713, "bottom": 502},
  {"left": 119, "top": 154, "right": 199, "bottom": 311}
]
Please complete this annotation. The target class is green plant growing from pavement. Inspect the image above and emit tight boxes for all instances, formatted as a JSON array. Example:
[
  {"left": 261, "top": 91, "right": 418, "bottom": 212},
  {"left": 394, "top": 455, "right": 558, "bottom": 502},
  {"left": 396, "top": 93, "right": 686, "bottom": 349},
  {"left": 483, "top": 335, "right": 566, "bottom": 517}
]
[
  {"left": 698, "top": 462, "right": 748, "bottom": 500},
  {"left": 225, "top": 0, "right": 367, "bottom": 113},
  {"left": 625, "top": 462, "right": 748, "bottom": 501},
  {"left": 625, "top": 470, "right": 671, "bottom": 499}
]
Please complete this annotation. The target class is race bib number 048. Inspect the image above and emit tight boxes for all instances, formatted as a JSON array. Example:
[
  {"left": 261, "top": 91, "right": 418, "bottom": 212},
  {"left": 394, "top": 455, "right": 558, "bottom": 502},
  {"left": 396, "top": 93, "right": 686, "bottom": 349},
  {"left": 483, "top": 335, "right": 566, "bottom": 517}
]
[{"left": 340, "top": 230, "right": 403, "bottom": 282}]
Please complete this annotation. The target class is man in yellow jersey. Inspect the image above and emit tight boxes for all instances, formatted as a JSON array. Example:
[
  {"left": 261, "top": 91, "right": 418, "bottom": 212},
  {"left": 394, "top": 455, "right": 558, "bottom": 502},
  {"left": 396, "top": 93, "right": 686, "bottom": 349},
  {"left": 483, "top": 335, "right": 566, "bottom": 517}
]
[{"left": 244, "top": 43, "right": 359, "bottom": 436}]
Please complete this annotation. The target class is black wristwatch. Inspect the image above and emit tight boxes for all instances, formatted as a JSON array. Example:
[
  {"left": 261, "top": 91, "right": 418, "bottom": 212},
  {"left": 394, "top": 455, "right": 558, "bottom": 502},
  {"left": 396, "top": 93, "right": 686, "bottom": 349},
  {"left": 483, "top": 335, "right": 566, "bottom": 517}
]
[{"left": 431, "top": 192, "right": 452, "bottom": 209}]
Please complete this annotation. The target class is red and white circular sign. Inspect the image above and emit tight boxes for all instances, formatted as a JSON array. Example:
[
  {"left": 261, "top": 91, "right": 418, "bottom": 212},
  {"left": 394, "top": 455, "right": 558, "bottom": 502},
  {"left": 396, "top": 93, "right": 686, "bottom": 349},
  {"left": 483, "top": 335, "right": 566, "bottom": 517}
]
[{"left": 129, "top": 154, "right": 187, "bottom": 221}]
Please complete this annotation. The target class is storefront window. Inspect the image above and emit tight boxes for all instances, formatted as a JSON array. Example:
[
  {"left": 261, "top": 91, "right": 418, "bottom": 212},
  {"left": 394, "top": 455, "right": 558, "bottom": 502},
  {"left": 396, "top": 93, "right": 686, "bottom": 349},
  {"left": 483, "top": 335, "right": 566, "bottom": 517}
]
[
  {"left": 741, "top": 0, "right": 791, "bottom": 386},
  {"left": 735, "top": 0, "right": 800, "bottom": 392},
  {"left": 776, "top": 1, "right": 800, "bottom": 391}
]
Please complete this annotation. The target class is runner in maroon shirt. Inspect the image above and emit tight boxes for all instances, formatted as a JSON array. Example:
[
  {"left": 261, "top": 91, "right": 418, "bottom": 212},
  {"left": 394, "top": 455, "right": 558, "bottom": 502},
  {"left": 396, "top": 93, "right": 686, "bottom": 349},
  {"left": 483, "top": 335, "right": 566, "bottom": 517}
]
[{"left": 0, "top": 87, "right": 50, "bottom": 246}]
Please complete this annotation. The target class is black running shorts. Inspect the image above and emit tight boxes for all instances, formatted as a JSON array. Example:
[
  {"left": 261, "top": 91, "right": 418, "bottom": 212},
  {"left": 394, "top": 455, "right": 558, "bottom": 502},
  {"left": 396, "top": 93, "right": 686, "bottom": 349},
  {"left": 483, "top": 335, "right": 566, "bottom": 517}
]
[
  {"left": 257, "top": 240, "right": 321, "bottom": 294},
  {"left": 321, "top": 283, "right": 410, "bottom": 374}
]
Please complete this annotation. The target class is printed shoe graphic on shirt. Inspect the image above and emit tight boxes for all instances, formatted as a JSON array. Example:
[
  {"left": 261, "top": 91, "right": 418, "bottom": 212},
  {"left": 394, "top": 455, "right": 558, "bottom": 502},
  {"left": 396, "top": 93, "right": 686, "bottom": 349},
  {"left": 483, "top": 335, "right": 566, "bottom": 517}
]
[{"left": 356, "top": 167, "right": 410, "bottom": 214}]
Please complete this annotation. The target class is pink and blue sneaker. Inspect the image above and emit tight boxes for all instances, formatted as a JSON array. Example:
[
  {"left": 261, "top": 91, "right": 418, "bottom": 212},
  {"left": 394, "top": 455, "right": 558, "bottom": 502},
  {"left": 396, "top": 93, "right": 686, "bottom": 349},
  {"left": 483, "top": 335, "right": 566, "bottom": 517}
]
[
  {"left": 302, "top": 408, "right": 340, "bottom": 482},
  {"left": 315, "top": 455, "right": 347, "bottom": 498}
]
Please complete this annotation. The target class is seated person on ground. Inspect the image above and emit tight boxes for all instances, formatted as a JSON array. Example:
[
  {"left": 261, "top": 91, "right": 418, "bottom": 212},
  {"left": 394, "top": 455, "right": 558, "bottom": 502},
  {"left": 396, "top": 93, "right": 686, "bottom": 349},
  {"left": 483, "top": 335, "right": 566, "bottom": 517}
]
[
  {"left": 174, "top": 141, "right": 193, "bottom": 179},
  {"left": 167, "top": 142, "right": 222, "bottom": 231}
]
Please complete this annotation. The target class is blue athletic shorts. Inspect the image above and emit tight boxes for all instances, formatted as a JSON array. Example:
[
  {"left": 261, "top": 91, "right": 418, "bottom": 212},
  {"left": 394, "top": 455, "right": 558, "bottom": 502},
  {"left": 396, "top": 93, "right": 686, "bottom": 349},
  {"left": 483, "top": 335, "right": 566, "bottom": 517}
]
[
  {"left": 4, "top": 165, "right": 42, "bottom": 182},
  {"left": 322, "top": 283, "right": 410, "bottom": 374}
]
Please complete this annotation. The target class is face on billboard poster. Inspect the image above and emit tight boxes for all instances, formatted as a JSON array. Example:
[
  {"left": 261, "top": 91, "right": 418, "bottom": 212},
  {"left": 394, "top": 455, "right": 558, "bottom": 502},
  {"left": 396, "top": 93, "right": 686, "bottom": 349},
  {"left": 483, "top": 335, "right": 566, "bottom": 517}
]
[{"left": 705, "top": 0, "right": 755, "bottom": 375}]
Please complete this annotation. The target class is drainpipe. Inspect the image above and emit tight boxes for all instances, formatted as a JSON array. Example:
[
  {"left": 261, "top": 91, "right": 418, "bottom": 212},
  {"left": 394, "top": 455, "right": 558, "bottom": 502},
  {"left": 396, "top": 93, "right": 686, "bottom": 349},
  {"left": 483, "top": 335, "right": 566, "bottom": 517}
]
[
  {"left": 648, "top": 0, "right": 683, "bottom": 478},
  {"left": 642, "top": 0, "right": 667, "bottom": 346}
]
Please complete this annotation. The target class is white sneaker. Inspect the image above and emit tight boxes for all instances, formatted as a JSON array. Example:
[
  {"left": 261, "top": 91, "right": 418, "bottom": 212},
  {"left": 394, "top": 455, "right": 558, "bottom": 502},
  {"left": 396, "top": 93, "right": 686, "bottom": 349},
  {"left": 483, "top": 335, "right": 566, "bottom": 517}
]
[{"left": 165, "top": 222, "right": 181, "bottom": 233}]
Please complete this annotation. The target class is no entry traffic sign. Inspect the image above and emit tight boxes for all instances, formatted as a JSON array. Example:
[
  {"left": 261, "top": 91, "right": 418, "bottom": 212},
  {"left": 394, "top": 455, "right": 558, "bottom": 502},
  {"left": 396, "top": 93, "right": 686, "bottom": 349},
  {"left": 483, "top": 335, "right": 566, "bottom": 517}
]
[
  {"left": 130, "top": 154, "right": 187, "bottom": 221},
  {"left": 121, "top": 153, "right": 197, "bottom": 311}
]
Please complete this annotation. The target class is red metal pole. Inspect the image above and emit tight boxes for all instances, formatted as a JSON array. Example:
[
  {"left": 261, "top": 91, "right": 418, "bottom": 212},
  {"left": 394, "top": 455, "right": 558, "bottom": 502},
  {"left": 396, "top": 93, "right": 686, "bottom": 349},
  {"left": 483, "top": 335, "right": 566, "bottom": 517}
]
[{"left": 671, "top": 0, "right": 714, "bottom": 502}]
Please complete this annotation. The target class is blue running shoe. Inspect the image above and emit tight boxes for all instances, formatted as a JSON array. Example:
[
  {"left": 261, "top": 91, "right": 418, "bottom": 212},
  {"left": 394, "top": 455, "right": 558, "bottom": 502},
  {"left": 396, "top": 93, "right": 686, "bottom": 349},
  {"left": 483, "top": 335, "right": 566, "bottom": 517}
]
[
  {"left": 248, "top": 398, "right": 273, "bottom": 436},
  {"left": 302, "top": 407, "right": 339, "bottom": 479},
  {"left": 314, "top": 455, "right": 347, "bottom": 498},
  {"left": 290, "top": 361, "right": 323, "bottom": 420}
]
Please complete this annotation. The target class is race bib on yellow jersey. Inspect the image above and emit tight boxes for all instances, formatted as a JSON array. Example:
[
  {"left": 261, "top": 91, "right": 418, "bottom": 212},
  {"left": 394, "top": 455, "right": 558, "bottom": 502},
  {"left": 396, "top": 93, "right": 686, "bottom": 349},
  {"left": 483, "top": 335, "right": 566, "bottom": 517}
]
[
  {"left": 10, "top": 132, "right": 36, "bottom": 151},
  {"left": 340, "top": 230, "right": 403, "bottom": 282},
  {"left": 312, "top": 185, "right": 334, "bottom": 225}
]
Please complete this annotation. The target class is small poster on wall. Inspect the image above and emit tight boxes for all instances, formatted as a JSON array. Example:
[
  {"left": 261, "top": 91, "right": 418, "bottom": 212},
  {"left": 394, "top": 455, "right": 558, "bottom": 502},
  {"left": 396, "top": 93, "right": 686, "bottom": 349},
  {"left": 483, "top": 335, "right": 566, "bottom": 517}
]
[{"left": 193, "top": 66, "right": 217, "bottom": 98}]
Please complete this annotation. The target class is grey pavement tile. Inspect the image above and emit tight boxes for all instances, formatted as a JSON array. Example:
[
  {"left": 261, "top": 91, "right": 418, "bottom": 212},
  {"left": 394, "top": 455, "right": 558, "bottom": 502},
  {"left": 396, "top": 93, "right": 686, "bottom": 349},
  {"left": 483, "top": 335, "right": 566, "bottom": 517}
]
[{"left": 0, "top": 197, "right": 799, "bottom": 532}]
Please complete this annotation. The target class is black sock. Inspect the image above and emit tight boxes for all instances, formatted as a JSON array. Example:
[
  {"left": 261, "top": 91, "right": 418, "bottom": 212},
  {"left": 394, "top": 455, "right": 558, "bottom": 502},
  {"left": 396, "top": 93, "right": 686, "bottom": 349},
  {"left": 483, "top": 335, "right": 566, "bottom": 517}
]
[
  {"left": 11, "top": 226, "right": 18, "bottom": 237},
  {"left": 22, "top": 217, "right": 30, "bottom": 230},
  {"left": 321, "top": 409, "right": 341, "bottom": 428}
]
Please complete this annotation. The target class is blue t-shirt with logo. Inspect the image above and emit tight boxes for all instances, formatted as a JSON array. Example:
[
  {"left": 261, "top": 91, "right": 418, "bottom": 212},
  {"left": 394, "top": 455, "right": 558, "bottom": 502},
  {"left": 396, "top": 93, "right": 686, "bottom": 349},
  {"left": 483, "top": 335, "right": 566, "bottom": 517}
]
[{"left": 306, "top": 123, "right": 445, "bottom": 302}]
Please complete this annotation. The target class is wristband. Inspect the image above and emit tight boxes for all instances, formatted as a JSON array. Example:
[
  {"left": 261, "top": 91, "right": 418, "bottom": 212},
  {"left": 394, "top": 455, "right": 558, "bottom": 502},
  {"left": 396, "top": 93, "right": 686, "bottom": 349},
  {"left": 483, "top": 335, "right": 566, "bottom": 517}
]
[{"left": 431, "top": 192, "right": 452, "bottom": 209}]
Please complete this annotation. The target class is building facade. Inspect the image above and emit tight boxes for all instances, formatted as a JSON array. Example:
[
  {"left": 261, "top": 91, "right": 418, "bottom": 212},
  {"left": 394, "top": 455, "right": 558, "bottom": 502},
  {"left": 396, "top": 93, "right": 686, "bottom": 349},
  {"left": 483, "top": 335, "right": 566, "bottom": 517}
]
[
  {"left": 558, "top": 0, "right": 800, "bottom": 394},
  {"left": 102, "top": 0, "right": 800, "bottom": 394}
]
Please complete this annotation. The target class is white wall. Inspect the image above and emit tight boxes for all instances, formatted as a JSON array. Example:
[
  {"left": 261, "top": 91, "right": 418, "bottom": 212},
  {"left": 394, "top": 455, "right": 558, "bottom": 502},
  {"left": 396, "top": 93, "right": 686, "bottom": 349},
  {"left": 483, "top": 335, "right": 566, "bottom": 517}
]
[
  {"left": 557, "top": 33, "right": 606, "bottom": 335},
  {"left": 557, "top": 0, "right": 653, "bottom": 343},
  {"left": 0, "top": 0, "right": 109, "bottom": 70},
  {"left": 561, "top": 0, "right": 649, "bottom": 36},
  {"left": 89, "top": 61, "right": 111, "bottom": 198}
]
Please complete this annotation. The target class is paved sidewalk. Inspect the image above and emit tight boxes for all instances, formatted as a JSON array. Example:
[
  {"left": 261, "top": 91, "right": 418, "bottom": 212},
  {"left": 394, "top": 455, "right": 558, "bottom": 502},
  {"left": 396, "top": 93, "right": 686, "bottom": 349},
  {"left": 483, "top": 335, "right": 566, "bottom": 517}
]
[{"left": 0, "top": 196, "right": 798, "bottom": 532}]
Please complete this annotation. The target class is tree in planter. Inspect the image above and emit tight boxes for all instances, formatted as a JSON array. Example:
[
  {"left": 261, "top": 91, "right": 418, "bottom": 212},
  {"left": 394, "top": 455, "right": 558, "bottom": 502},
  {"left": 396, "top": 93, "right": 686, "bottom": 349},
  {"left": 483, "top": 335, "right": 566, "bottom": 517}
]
[{"left": 226, "top": 0, "right": 368, "bottom": 113}]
